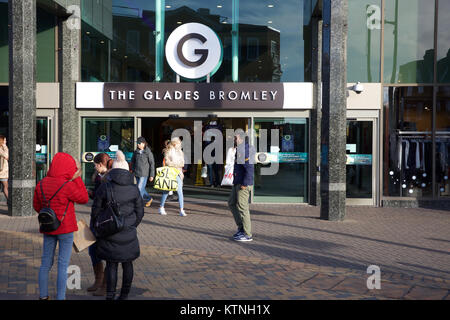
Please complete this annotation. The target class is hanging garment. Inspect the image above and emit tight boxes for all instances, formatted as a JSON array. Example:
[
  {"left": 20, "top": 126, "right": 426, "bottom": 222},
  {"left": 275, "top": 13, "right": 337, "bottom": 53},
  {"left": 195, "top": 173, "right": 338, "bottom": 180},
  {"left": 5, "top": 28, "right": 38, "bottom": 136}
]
[
  {"left": 397, "top": 138, "right": 403, "bottom": 171},
  {"left": 404, "top": 140, "right": 410, "bottom": 170},
  {"left": 415, "top": 141, "right": 421, "bottom": 169}
]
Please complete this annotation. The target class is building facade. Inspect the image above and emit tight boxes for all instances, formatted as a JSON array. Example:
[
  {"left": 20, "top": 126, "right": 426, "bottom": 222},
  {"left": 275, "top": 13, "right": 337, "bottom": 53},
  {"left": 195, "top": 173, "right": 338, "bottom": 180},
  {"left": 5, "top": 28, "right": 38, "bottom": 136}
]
[{"left": 1, "top": 0, "right": 449, "bottom": 214}]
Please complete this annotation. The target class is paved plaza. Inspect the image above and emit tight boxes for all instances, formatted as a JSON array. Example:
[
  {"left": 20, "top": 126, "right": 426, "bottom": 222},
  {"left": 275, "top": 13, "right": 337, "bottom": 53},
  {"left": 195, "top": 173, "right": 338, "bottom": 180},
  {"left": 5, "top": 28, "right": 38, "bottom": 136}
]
[{"left": 0, "top": 198, "right": 449, "bottom": 300}]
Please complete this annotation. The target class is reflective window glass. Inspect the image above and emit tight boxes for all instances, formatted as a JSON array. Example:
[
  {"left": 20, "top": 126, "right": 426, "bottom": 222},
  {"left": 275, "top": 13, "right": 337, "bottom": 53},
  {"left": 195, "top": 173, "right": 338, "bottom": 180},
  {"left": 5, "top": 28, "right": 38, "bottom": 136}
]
[
  {"left": 163, "top": 1, "right": 233, "bottom": 82},
  {"left": 437, "top": 0, "right": 450, "bottom": 83},
  {"left": 239, "top": 1, "right": 311, "bottom": 82},
  {"left": 36, "top": 7, "right": 56, "bottom": 82},
  {"left": 0, "top": 1, "right": 7, "bottom": 83},
  {"left": 82, "top": 0, "right": 156, "bottom": 82},
  {"left": 384, "top": 0, "right": 435, "bottom": 84},
  {"left": 0, "top": 2, "right": 56, "bottom": 82},
  {"left": 81, "top": 1, "right": 312, "bottom": 83},
  {"left": 347, "top": 0, "right": 381, "bottom": 82}
]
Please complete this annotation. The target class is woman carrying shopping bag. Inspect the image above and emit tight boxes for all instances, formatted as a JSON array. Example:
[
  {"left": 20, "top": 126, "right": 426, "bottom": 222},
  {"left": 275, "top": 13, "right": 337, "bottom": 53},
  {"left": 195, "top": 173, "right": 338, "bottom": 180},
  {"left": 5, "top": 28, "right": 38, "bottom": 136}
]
[
  {"left": 158, "top": 138, "right": 187, "bottom": 216},
  {"left": 91, "top": 150, "right": 144, "bottom": 300},
  {"left": 33, "top": 152, "right": 89, "bottom": 300}
]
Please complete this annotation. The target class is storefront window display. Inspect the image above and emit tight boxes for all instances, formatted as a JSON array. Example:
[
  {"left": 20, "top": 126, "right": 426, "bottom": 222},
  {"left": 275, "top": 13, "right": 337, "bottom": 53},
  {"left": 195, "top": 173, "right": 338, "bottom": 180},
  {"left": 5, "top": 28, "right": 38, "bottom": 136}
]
[
  {"left": 435, "top": 86, "right": 450, "bottom": 198},
  {"left": 384, "top": 87, "right": 433, "bottom": 197}
]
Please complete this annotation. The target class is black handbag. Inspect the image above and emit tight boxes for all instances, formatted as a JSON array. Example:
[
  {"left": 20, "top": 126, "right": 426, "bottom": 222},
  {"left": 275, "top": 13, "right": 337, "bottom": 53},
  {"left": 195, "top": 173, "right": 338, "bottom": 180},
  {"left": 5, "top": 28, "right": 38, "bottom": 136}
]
[
  {"left": 38, "top": 181, "right": 70, "bottom": 233},
  {"left": 94, "top": 182, "right": 124, "bottom": 238}
]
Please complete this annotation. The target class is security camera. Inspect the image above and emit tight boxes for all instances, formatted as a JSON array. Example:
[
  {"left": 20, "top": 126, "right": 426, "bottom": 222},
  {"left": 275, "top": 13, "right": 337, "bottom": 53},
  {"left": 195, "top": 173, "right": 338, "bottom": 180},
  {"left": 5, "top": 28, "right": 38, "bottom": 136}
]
[{"left": 352, "top": 82, "right": 364, "bottom": 94}]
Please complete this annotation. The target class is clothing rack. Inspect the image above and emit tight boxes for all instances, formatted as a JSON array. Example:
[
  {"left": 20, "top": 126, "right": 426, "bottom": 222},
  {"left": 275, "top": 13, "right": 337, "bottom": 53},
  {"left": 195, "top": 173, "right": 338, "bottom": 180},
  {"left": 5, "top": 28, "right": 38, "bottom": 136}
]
[{"left": 396, "top": 130, "right": 450, "bottom": 138}]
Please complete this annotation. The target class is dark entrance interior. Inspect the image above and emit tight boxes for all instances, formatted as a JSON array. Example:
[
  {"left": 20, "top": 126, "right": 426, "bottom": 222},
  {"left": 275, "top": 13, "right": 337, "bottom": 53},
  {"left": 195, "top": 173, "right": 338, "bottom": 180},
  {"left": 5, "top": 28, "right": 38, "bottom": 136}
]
[{"left": 141, "top": 117, "right": 248, "bottom": 201}]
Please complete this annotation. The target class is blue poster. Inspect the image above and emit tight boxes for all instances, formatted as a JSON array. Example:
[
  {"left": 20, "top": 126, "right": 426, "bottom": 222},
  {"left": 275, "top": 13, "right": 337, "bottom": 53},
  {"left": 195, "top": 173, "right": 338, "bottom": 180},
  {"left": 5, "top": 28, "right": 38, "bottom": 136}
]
[
  {"left": 97, "top": 135, "right": 110, "bottom": 151},
  {"left": 281, "top": 135, "right": 294, "bottom": 152}
]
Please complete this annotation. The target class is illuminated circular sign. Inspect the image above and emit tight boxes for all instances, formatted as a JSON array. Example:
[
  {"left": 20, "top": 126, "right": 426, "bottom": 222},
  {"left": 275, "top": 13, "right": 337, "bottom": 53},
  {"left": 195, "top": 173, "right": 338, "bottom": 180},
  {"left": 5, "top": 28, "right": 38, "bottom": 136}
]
[{"left": 165, "top": 23, "right": 222, "bottom": 80}]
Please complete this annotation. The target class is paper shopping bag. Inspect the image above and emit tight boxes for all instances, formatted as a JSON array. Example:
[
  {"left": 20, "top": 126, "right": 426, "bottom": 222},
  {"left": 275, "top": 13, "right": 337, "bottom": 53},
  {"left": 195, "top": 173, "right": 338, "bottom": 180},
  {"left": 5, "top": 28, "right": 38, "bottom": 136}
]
[{"left": 73, "top": 219, "right": 96, "bottom": 253}]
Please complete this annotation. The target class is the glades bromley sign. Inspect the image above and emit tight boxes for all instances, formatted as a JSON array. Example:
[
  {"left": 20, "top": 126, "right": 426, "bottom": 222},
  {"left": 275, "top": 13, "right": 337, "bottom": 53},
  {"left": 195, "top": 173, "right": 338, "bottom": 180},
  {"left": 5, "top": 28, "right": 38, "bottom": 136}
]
[
  {"left": 75, "top": 23, "right": 314, "bottom": 110},
  {"left": 102, "top": 82, "right": 284, "bottom": 109},
  {"left": 165, "top": 23, "right": 223, "bottom": 80}
]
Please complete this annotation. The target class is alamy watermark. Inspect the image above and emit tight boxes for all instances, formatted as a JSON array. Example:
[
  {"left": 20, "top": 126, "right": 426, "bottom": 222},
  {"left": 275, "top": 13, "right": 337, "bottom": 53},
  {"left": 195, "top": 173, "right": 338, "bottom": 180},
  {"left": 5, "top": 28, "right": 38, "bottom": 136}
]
[
  {"left": 170, "top": 122, "right": 280, "bottom": 176},
  {"left": 66, "top": 265, "right": 81, "bottom": 290},
  {"left": 366, "top": 265, "right": 381, "bottom": 289}
]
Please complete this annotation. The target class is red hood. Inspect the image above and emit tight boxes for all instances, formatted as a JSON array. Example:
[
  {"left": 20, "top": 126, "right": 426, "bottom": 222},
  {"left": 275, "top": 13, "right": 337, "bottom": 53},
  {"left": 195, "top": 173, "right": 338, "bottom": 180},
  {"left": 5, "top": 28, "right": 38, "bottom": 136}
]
[{"left": 47, "top": 152, "right": 77, "bottom": 180}]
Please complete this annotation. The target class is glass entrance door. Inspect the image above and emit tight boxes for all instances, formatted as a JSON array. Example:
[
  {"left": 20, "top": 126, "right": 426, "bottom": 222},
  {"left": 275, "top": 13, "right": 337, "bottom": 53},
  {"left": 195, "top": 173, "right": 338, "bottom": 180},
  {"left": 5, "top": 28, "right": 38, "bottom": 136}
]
[
  {"left": 36, "top": 117, "right": 51, "bottom": 183},
  {"left": 346, "top": 119, "right": 376, "bottom": 205},
  {"left": 253, "top": 118, "right": 309, "bottom": 203},
  {"left": 81, "top": 117, "right": 135, "bottom": 188}
]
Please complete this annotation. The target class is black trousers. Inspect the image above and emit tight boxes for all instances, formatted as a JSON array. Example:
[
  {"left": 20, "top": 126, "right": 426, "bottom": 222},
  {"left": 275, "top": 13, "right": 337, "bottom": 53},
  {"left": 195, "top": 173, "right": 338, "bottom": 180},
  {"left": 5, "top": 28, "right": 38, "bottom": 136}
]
[{"left": 105, "top": 261, "right": 133, "bottom": 297}]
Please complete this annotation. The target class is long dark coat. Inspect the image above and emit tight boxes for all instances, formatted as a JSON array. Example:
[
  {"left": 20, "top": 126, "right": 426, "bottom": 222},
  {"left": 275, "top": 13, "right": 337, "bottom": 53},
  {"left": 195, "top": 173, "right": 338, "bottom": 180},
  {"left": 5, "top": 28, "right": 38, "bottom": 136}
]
[{"left": 91, "top": 168, "right": 144, "bottom": 262}]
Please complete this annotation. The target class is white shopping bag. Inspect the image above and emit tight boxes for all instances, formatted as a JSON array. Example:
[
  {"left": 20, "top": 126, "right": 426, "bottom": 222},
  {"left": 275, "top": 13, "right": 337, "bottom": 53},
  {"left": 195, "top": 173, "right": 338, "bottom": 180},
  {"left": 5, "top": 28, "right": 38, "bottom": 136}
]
[{"left": 221, "top": 164, "right": 234, "bottom": 186}]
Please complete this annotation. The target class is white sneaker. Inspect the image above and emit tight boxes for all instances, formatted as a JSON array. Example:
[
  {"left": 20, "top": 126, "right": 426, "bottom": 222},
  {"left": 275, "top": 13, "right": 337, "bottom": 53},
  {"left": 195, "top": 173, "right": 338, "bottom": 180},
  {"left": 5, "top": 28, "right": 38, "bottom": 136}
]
[
  {"left": 179, "top": 209, "right": 187, "bottom": 217},
  {"left": 159, "top": 207, "right": 167, "bottom": 215}
]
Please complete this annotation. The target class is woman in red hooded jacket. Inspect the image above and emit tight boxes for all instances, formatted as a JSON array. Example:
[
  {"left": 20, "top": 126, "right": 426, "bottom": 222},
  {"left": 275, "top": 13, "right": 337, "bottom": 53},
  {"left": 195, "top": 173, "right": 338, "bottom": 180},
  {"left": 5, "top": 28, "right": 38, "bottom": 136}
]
[{"left": 33, "top": 152, "right": 89, "bottom": 300}]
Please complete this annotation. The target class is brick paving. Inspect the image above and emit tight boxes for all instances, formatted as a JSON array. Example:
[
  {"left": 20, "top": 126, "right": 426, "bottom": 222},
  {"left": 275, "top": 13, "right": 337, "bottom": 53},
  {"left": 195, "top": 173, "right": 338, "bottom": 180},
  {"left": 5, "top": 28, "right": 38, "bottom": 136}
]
[{"left": 0, "top": 198, "right": 449, "bottom": 300}]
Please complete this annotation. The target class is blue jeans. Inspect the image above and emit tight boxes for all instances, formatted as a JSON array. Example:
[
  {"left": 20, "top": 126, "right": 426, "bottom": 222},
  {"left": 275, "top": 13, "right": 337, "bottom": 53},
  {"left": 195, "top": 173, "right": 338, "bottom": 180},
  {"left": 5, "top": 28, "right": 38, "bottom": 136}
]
[
  {"left": 160, "top": 175, "right": 184, "bottom": 209},
  {"left": 137, "top": 176, "right": 152, "bottom": 202},
  {"left": 39, "top": 232, "right": 74, "bottom": 300}
]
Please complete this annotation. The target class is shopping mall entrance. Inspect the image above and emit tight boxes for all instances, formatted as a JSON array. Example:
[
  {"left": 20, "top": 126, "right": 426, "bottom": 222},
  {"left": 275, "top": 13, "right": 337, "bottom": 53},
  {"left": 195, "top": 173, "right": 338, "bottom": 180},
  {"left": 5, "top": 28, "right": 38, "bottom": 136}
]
[{"left": 141, "top": 117, "right": 249, "bottom": 201}]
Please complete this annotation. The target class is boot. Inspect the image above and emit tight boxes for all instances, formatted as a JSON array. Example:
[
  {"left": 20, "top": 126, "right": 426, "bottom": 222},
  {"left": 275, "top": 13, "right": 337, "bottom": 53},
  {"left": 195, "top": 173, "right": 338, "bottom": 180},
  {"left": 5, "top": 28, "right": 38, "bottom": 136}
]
[
  {"left": 87, "top": 262, "right": 104, "bottom": 292},
  {"left": 93, "top": 270, "right": 107, "bottom": 296},
  {"left": 106, "top": 291, "right": 115, "bottom": 300},
  {"left": 117, "top": 285, "right": 131, "bottom": 300}
]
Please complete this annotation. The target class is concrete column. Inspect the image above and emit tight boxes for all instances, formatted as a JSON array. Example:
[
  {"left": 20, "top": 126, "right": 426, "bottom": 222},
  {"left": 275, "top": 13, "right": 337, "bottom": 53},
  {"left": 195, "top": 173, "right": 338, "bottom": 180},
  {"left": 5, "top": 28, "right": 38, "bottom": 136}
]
[
  {"left": 310, "top": 17, "right": 322, "bottom": 206},
  {"left": 320, "top": 0, "right": 348, "bottom": 221},
  {"left": 58, "top": 1, "right": 81, "bottom": 159},
  {"left": 8, "top": 0, "right": 36, "bottom": 216}
]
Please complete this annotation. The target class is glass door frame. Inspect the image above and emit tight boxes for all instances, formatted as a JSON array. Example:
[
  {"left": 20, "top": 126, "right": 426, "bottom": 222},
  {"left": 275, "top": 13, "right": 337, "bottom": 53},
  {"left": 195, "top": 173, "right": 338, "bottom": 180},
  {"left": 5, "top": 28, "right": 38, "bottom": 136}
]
[
  {"left": 346, "top": 110, "right": 379, "bottom": 206},
  {"left": 249, "top": 113, "right": 311, "bottom": 204},
  {"left": 35, "top": 109, "right": 57, "bottom": 181}
]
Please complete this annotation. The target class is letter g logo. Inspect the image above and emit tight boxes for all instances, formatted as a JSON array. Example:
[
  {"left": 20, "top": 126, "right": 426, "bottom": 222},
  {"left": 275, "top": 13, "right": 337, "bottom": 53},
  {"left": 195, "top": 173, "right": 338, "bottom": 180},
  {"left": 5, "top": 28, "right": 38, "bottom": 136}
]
[
  {"left": 177, "top": 33, "right": 209, "bottom": 67},
  {"left": 166, "top": 23, "right": 222, "bottom": 80}
]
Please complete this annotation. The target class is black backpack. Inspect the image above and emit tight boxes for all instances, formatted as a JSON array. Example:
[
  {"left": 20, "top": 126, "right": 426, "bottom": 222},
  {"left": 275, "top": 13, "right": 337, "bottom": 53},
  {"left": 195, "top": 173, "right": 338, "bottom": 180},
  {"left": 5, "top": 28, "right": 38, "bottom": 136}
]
[
  {"left": 94, "top": 182, "right": 124, "bottom": 238},
  {"left": 38, "top": 181, "right": 70, "bottom": 233}
]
